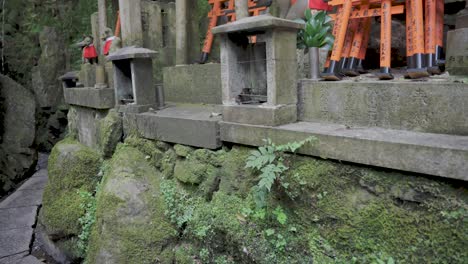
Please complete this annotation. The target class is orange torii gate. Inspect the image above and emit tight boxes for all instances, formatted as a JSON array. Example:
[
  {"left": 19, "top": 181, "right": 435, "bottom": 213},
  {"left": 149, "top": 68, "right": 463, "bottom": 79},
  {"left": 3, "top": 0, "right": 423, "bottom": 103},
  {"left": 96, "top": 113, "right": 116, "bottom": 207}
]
[
  {"left": 323, "top": 0, "right": 445, "bottom": 80},
  {"left": 200, "top": 0, "right": 269, "bottom": 63}
]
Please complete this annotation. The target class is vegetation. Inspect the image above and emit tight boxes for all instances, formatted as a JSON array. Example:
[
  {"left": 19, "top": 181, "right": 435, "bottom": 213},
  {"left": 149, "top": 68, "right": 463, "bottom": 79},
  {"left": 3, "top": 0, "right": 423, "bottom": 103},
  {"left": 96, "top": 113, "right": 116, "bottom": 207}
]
[{"left": 296, "top": 10, "right": 334, "bottom": 50}]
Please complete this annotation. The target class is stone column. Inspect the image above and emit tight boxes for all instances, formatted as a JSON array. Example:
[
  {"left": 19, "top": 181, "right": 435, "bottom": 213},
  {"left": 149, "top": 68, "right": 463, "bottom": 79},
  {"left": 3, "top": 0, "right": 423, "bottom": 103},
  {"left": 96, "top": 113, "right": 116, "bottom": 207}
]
[
  {"left": 91, "top": 12, "right": 100, "bottom": 53},
  {"left": 118, "top": 0, "right": 144, "bottom": 47},
  {"left": 176, "top": 0, "right": 188, "bottom": 64},
  {"left": 235, "top": 0, "right": 249, "bottom": 20},
  {"left": 98, "top": 0, "right": 107, "bottom": 36}
]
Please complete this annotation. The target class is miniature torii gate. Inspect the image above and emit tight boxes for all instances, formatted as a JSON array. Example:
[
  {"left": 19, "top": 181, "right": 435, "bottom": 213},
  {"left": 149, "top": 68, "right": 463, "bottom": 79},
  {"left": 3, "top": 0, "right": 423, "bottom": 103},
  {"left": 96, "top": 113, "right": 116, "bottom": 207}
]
[
  {"left": 322, "top": 0, "right": 444, "bottom": 80},
  {"left": 200, "top": 0, "right": 270, "bottom": 63}
]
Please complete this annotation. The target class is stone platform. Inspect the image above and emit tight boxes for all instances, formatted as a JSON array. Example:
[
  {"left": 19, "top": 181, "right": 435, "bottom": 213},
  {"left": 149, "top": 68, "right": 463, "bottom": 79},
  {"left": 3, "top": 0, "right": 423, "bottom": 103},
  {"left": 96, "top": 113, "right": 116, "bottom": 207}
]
[
  {"left": 298, "top": 78, "right": 468, "bottom": 135},
  {"left": 221, "top": 121, "right": 468, "bottom": 181},
  {"left": 134, "top": 104, "right": 222, "bottom": 149},
  {"left": 63, "top": 87, "right": 115, "bottom": 109}
]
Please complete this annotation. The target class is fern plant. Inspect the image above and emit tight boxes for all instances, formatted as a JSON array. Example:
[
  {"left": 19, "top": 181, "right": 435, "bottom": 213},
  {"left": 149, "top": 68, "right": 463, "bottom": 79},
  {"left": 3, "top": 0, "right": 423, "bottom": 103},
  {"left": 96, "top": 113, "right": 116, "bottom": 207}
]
[{"left": 245, "top": 137, "right": 316, "bottom": 208}]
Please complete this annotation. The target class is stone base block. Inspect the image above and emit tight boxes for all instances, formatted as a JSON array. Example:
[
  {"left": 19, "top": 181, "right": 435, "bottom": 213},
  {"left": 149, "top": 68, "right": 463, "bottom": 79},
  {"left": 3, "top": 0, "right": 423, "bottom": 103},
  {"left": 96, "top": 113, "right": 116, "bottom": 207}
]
[
  {"left": 299, "top": 80, "right": 468, "bottom": 135},
  {"left": 223, "top": 104, "right": 297, "bottom": 126},
  {"left": 163, "top": 63, "right": 222, "bottom": 104},
  {"left": 221, "top": 121, "right": 468, "bottom": 181},
  {"left": 135, "top": 105, "right": 222, "bottom": 149},
  {"left": 117, "top": 104, "right": 155, "bottom": 114},
  {"left": 64, "top": 88, "right": 115, "bottom": 109},
  {"left": 446, "top": 28, "right": 468, "bottom": 76}
]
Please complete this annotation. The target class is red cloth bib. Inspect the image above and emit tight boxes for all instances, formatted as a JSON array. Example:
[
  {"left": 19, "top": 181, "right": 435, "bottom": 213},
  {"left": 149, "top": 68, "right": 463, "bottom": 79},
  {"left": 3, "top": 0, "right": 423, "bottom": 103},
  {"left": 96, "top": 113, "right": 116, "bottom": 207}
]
[
  {"left": 103, "top": 37, "right": 115, "bottom": 56},
  {"left": 83, "top": 45, "right": 98, "bottom": 59},
  {"left": 309, "top": 0, "right": 331, "bottom": 11}
]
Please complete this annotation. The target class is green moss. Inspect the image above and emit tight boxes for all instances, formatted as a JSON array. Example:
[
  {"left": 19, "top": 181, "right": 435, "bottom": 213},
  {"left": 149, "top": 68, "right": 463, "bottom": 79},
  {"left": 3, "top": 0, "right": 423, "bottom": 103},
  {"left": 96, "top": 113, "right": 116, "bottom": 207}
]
[
  {"left": 125, "top": 136, "right": 165, "bottom": 169},
  {"left": 42, "top": 138, "right": 101, "bottom": 237},
  {"left": 161, "top": 148, "right": 177, "bottom": 179},
  {"left": 174, "top": 159, "right": 216, "bottom": 185},
  {"left": 97, "top": 109, "right": 122, "bottom": 158},
  {"left": 217, "top": 146, "right": 256, "bottom": 196},
  {"left": 174, "top": 144, "right": 195, "bottom": 157},
  {"left": 86, "top": 144, "right": 178, "bottom": 264}
]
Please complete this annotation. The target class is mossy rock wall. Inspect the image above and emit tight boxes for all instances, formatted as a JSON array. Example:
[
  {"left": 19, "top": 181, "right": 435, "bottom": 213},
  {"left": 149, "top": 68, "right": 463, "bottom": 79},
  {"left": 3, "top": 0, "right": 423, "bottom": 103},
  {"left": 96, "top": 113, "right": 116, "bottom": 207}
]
[
  {"left": 41, "top": 138, "right": 102, "bottom": 260},
  {"left": 86, "top": 143, "right": 178, "bottom": 264},
  {"left": 85, "top": 137, "right": 467, "bottom": 263}
]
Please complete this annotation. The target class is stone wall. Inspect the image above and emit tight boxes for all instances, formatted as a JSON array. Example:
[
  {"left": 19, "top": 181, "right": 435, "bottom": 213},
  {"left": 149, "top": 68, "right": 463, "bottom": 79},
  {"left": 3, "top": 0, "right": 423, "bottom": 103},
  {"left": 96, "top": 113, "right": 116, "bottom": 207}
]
[
  {"left": 163, "top": 63, "right": 222, "bottom": 104},
  {"left": 298, "top": 80, "right": 468, "bottom": 135},
  {"left": 46, "top": 135, "right": 466, "bottom": 264}
]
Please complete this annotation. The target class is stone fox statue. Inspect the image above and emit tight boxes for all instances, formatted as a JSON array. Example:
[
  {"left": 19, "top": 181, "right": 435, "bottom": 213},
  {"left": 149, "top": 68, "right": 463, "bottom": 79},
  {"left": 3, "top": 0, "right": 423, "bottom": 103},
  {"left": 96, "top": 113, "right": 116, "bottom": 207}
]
[
  {"left": 76, "top": 36, "right": 98, "bottom": 64},
  {"left": 101, "top": 27, "right": 122, "bottom": 56}
]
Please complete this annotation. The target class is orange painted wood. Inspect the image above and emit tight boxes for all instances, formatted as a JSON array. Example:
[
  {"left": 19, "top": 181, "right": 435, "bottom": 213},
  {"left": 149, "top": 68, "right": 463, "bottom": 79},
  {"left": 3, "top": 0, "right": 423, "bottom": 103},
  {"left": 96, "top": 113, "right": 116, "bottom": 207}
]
[
  {"left": 406, "top": 0, "right": 414, "bottom": 57},
  {"left": 330, "top": 0, "right": 353, "bottom": 61},
  {"left": 425, "top": 0, "right": 437, "bottom": 54},
  {"left": 380, "top": 0, "right": 392, "bottom": 67},
  {"left": 349, "top": 1, "right": 370, "bottom": 58},
  {"left": 114, "top": 11, "right": 121, "bottom": 38},
  {"left": 342, "top": 17, "right": 359, "bottom": 58},
  {"left": 358, "top": 17, "right": 372, "bottom": 60},
  {"left": 410, "top": 0, "right": 425, "bottom": 54},
  {"left": 329, "top": 5, "right": 404, "bottom": 19},
  {"left": 435, "top": 0, "right": 444, "bottom": 47}
]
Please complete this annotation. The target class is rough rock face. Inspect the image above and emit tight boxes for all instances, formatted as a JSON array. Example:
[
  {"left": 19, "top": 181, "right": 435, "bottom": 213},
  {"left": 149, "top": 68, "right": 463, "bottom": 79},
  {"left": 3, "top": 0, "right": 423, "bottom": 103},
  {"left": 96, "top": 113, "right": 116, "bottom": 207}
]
[
  {"left": 32, "top": 27, "right": 67, "bottom": 108},
  {"left": 86, "top": 144, "right": 177, "bottom": 264},
  {"left": 32, "top": 26, "right": 69, "bottom": 151},
  {"left": 0, "top": 74, "right": 38, "bottom": 196},
  {"left": 41, "top": 138, "right": 102, "bottom": 260},
  {"left": 83, "top": 137, "right": 467, "bottom": 264}
]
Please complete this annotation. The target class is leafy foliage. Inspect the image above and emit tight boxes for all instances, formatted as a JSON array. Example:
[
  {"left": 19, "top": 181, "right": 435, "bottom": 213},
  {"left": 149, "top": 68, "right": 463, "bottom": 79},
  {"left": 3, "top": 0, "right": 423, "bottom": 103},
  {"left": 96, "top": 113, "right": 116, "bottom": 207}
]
[
  {"left": 246, "top": 137, "right": 316, "bottom": 208},
  {"left": 77, "top": 183, "right": 100, "bottom": 257},
  {"left": 297, "top": 10, "right": 334, "bottom": 50},
  {"left": 160, "top": 180, "right": 195, "bottom": 229}
]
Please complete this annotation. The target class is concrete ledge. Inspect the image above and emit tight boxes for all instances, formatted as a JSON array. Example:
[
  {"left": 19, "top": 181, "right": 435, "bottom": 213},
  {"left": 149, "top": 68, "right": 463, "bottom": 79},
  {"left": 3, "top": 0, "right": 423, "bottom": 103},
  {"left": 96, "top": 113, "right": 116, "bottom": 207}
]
[
  {"left": 223, "top": 104, "right": 297, "bottom": 126},
  {"left": 221, "top": 121, "right": 468, "bottom": 181},
  {"left": 298, "top": 80, "right": 468, "bottom": 135},
  {"left": 136, "top": 105, "right": 222, "bottom": 149},
  {"left": 64, "top": 88, "right": 115, "bottom": 109}
]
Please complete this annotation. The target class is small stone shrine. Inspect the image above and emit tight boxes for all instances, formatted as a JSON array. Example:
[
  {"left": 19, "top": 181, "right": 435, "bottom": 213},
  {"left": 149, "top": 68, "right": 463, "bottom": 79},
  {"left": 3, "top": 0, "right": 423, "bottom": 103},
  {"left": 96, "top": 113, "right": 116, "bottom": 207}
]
[
  {"left": 107, "top": 46, "right": 159, "bottom": 113},
  {"left": 212, "top": 15, "right": 304, "bottom": 126}
]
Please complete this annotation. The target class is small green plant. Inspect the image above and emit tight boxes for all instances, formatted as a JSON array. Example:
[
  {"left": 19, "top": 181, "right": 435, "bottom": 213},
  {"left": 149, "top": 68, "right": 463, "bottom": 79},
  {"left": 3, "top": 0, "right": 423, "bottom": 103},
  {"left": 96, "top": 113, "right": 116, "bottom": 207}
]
[
  {"left": 245, "top": 137, "right": 316, "bottom": 208},
  {"left": 160, "top": 180, "right": 194, "bottom": 228},
  {"left": 77, "top": 184, "right": 100, "bottom": 256},
  {"left": 297, "top": 10, "right": 334, "bottom": 50}
]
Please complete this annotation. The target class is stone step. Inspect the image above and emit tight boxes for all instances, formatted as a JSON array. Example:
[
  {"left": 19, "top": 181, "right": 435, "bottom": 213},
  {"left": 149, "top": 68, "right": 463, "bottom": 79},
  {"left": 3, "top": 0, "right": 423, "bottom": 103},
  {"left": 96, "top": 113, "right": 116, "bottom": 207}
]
[
  {"left": 221, "top": 121, "right": 468, "bottom": 180},
  {"left": 134, "top": 104, "right": 223, "bottom": 149}
]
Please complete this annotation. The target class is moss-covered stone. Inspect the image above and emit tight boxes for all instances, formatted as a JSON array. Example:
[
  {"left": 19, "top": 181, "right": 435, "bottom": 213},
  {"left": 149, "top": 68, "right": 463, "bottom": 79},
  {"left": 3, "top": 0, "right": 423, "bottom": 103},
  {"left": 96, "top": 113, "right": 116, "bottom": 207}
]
[
  {"left": 125, "top": 136, "right": 165, "bottom": 169},
  {"left": 86, "top": 144, "right": 178, "bottom": 264},
  {"left": 82, "top": 137, "right": 467, "bottom": 264},
  {"left": 42, "top": 138, "right": 102, "bottom": 238},
  {"left": 97, "top": 109, "right": 122, "bottom": 158},
  {"left": 174, "top": 144, "right": 195, "bottom": 158}
]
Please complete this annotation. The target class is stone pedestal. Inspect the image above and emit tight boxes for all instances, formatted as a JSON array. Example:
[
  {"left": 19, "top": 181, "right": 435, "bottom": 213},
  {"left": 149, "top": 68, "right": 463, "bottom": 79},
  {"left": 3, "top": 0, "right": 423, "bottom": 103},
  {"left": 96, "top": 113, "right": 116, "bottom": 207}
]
[
  {"left": 446, "top": 28, "right": 468, "bottom": 76},
  {"left": 78, "top": 63, "right": 97, "bottom": 87},
  {"left": 212, "top": 15, "right": 303, "bottom": 126},
  {"left": 107, "top": 46, "right": 160, "bottom": 113}
]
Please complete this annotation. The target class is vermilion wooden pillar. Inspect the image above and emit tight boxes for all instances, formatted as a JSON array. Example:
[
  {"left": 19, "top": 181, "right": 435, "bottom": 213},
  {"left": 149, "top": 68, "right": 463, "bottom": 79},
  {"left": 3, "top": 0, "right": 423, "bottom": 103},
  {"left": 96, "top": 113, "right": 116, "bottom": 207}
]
[
  {"left": 322, "top": 0, "right": 353, "bottom": 80},
  {"left": 425, "top": 0, "right": 437, "bottom": 73},
  {"left": 406, "top": 0, "right": 429, "bottom": 78},
  {"left": 377, "top": 0, "right": 394, "bottom": 79}
]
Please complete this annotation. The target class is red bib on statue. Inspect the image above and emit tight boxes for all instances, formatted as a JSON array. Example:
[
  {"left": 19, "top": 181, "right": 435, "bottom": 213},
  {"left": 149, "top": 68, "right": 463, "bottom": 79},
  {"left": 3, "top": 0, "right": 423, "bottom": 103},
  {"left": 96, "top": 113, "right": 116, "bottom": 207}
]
[
  {"left": 83, "top": 45, "right": 98, "bottom": 59},
  {"left": 103, "top": 37, "right": 115, "bottom": 56},
  {"left": 309, "top": 0, "right": 331, "bottom": 11}
]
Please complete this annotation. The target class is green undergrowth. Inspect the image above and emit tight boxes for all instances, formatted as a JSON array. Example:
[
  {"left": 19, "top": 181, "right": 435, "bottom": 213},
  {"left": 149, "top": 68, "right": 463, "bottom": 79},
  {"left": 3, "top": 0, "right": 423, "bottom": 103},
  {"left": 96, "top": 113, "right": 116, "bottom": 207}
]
[
  {"left": 85, "top": 136, "right": 467, "bottom": 264},
  {"left": 41, "top": 137, "right": 103, "bottom": 260}
]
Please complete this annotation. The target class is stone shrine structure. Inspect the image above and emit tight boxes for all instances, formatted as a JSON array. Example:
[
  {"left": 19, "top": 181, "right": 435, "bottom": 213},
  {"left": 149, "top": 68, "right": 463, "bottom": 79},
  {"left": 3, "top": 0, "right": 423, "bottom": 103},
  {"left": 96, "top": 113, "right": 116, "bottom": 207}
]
[{"left": 62, "top": 0, "right": 468, "bottom": 182}]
